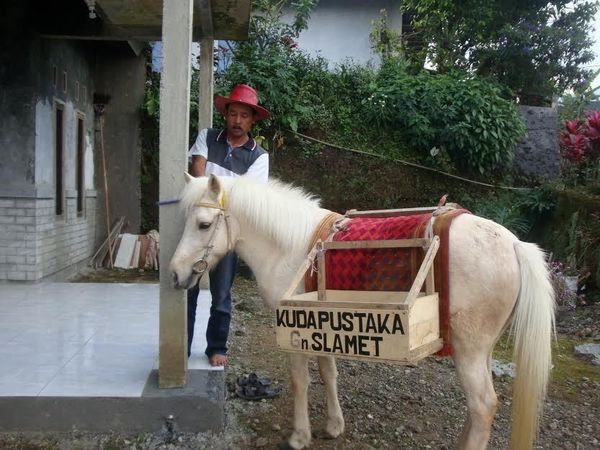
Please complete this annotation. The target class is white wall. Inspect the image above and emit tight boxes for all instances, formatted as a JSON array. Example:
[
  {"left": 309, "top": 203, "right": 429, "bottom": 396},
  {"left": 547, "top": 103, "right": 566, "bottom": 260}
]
[
  {"left": 285, "top": 0, "right": 402, "bottom": 67},
  {"left": 588, "top": 8, "right": 600, "bottom": 90},
  {"left": 34, "top": 99, "right": 54, "bottom": 191},
  {"left": 35, "top": 98, "right": 95, "bottom": 195}
]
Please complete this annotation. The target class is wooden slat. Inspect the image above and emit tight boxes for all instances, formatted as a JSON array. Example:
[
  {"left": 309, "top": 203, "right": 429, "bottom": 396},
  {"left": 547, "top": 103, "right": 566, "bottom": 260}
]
[
  {"left": 408, "top": 294, "right": 440, "bottom": 349},
  {"left": 322, "top": 238, "right": 429, "bottom": 250},
  {"left": 345, "top": 207, "right": 436, "bottom": 218},
  {"left": 280, "top": 292, "right": 438, "bottom": 310},
  {"left": 286, "top": 289, "right": 410, "bottom": 304},
  {"left": 407, "top": 338, "right": 444, "bottom": 362},
  {"left": 280, "top": 300, "right": 410, "bottom": 310},
  {"left": 425, "top": 259, "right": 435, "bottom": 295},
  {"left": 317, "top": 241, "right": 326, "bottom": 301},
  {"left": 278, "top": 338, "right": 443, "bottom": 366},
  {"left": 281, "top": 246, "right": 319, "bottom": 299},
  {"left": 404, "top": 236, "right": 440, "bottom": 306},
  {"left": 89, "top": 216, "right": 125, "bottom": 268},
  {"left": 275, "top": 298, "right": 443, "bottom": 363}
]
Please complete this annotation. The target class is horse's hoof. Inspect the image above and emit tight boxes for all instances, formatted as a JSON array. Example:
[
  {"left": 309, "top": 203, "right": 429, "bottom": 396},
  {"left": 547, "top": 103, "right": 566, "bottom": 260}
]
[
  {"left": 284, "top": 430, "right": 311, "bottom": 449},
  {"left": 278, "top": 441, "right": 296, "bottom": 450},
  {"left": 312, "top": 429, "right": 337, "bottom": 440},
  {"left": 325, "top": 417, "right": 345, "bottom": 439}
]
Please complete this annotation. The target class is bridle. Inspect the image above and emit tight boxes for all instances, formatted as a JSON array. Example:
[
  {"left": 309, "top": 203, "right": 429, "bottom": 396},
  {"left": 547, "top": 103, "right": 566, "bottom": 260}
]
[{"left": 190, "top": 194, "right": 233, "bottom": 277}]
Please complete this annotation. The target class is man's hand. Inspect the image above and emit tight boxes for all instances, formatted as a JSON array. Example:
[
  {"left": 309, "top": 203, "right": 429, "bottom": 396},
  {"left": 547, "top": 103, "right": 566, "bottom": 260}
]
[{"left": 191, "top": 155, "right": 207, "bottom": 177}]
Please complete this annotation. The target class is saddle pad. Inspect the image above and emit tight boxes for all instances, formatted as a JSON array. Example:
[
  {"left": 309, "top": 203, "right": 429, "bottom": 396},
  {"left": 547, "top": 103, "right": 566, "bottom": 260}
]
[
  {"left": 305, "top": 208, "right": 470, "bottom": 356},
  {"left": 324, "top": 215, "right": 430, "bottom": 291}
]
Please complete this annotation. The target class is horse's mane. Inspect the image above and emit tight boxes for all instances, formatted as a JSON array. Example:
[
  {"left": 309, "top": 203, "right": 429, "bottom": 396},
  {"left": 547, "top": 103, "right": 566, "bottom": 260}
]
[{"left": 180, "top": 175, "right": 322, "bottom": 253}]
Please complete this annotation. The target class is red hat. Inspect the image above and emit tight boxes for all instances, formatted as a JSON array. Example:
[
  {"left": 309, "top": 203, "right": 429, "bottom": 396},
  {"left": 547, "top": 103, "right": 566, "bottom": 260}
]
[{"left": 214, "top": 84, "right": 271, "bottom": 121}]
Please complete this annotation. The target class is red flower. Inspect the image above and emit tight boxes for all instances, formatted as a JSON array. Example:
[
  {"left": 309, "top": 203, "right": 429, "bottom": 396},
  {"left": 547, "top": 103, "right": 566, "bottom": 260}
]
[
  {"left": 585, "top": 111, "right": 600, "bottom": 139},
  {"left": 585, "top": 111, "right": 600, "bottom": 160},
  {"left": 561, "top": 128, "right": 587, "bottom": 163},
  {"left": 565, "top": 119, "right": 581, "bottom": 134},
  {"left": 562, "top": 145, "right": 585, "bottom": 162},
  {"left": 560, "top": 111, "right": 600, "bottom": 163},
  {"left": 587, "top": 111, "right": 600, "bottom": 129}
]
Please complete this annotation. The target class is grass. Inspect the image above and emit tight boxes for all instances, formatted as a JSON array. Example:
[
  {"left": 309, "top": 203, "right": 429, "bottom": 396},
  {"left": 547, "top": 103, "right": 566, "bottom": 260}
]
[{"left": 493, "top": 332, "right": 600, "bottom": 403}]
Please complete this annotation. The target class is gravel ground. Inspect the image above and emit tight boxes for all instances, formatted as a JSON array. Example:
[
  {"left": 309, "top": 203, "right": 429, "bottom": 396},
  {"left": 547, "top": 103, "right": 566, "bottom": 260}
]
[{"left": 1, "top": 274, "right": 599, "bottom": 450}]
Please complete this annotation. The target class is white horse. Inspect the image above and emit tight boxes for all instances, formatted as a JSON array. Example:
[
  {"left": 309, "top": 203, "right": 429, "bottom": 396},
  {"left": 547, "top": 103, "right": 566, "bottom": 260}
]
[{"left": 169, "top": 174, "right": 555, "bottom": 450}]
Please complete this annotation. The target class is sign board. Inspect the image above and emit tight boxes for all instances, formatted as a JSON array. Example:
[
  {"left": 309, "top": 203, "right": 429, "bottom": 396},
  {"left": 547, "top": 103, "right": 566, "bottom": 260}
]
[{"left": 276, "top": 291, "right": 443, "bottom": 364}]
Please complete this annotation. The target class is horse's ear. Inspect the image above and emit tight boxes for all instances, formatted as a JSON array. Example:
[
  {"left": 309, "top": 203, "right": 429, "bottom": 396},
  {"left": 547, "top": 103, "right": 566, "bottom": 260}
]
[
  {"left": 184, "top": 172, "right": 194, "bottom": 184},
  {"left": 208, "top": 174, "right": 222, "bottom": 197}
]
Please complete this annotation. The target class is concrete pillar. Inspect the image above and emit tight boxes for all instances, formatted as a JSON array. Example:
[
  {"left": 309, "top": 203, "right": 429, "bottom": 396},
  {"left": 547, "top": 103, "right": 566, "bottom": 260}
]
[
  {"left": 198, "top": 38, "right": 214, "bottom": 128},
  {"left": 158, "top": 0, "right": 193, "bottom": 388}
]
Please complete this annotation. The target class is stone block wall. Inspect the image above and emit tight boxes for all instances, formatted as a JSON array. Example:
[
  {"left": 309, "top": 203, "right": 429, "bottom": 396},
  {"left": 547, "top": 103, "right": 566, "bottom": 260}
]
[
  {"left": 513, "top": 106, "right": 561, "bottom": 179},
  {"left": 0, "top": 194, "right": 96, "bottom": 281}
]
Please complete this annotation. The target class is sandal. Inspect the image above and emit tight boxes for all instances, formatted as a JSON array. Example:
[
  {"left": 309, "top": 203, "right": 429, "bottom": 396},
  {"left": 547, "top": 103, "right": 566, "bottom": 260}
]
[
  {"left": 235, "top": 384, "right": 280, "bottom": 401},
  {"left": 236, "top": 372, "right": 272, "bottom": 388}
]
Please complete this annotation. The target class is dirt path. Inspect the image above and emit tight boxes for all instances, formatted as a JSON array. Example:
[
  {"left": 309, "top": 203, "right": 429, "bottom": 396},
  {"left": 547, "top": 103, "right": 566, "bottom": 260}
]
[
  {"left": 1, "top": 274, "right": 599, "bottom": 449},
  {"left": 223, "top": 277, "right": 600, "bottom": 450}
]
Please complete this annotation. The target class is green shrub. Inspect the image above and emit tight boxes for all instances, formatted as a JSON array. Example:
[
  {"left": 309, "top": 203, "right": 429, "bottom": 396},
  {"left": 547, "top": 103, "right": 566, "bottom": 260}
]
[
  {"left": 466, "top": 186, "right": 556, "bottom": 238},
  {"left": 363, "top": 60, "right": 526, "bottom": 175}
]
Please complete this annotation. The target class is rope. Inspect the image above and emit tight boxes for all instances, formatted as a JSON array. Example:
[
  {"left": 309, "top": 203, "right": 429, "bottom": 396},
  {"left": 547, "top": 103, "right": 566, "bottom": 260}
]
[
  {"left": 307, "top": 212, "right": 344, "bottom": 253},
  {"left": 156, "top": 198, "right": 180, "bottom": 206},
  {"left": 290, "top": 130, "right": 531, "bottom": 191},
  {"left": 304, "top": 212, "right": 344, "bottom": 293}
]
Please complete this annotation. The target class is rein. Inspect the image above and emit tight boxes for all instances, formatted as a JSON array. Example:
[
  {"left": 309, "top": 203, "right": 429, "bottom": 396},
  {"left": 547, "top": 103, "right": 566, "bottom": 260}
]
[{"left": 191, "top": 197, "right": 233, "bottom": 277}]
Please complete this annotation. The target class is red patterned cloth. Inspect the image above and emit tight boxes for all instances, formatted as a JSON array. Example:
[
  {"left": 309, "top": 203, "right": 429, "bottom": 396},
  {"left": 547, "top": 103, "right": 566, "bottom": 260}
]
[
  {"left": 325, "top": 215, "right": 430, "bottom": 291},
  {"left": 304, "top": 209, "right": 470, "bottom": 357}
]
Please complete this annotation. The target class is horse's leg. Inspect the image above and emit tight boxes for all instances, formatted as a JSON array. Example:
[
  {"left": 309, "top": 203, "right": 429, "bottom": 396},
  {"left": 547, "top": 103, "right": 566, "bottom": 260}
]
[
  {"left": 316, "top": 355, "right": 344, "bottom": 438},
  {"left": 452, "top": 343, "right": 497, "bottom": 450},
  {"left": 286, "top": 353, "right": 312, "bottom": 449}
]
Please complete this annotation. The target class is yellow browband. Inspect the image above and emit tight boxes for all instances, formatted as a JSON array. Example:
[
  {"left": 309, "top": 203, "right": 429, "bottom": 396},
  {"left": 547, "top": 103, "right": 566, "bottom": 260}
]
[{"left": 195, "top": 191, "right": 228, "bottom": 210}]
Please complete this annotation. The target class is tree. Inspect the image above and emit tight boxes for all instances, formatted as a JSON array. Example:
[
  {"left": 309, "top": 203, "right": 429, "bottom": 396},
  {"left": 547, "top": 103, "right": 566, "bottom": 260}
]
[
  {"left": 402, "top": 0, "right": 599, "bottom": 105},
  {"left": 216, "top": 0, "right": 317, "bottom": 132}
]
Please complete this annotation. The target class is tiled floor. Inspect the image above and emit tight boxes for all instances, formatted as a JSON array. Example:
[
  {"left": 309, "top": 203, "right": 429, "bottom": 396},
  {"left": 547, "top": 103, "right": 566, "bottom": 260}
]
[{"left": 0, "top": 283, "right": 219, "bottom": 398}]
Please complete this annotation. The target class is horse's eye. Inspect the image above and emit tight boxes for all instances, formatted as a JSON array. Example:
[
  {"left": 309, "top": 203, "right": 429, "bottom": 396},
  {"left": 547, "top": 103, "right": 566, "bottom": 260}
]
[{"left": 198, "top": 222, "right": 211, "bottom": 230}]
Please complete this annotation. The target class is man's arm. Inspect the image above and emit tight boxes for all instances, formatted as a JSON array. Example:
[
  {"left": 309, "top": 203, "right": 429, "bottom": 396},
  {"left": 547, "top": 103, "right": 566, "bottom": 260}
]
[
  {"left": 188, "top": 128, "right": 209, "bottom": 177},
  {"left": 191, "top": 155, "right": 206, "bottom": 177}
]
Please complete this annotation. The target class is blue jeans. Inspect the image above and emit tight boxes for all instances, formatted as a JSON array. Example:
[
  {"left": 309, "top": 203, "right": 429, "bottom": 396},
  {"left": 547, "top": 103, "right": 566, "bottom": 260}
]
[{"left": 187, "top": 252, "right": 238, "bottom": 357}]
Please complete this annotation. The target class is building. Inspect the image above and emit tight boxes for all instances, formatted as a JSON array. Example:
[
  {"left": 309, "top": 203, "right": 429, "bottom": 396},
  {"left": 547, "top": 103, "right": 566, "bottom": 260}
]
[
  {"left": 0, "top": 0, "right": 249, "bottom": 282},
  {"left": 287, "top": 0, "right": 404, "bottom": 67}
]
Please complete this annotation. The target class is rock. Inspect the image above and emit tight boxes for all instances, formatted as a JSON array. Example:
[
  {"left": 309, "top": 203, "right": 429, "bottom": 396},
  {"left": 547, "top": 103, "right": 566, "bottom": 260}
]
[
  {"left": 255, "top": 437, "right": 268, "bottom": 447},
  {"left": 271, "top": 424, "right": 281, "bottom": 431},
  {"left": 576, "top": 327, "right": 593, "bottom": 337},
  {"left": 491, "top": 359, "right": 516, "bottom": 378},
  {"left": 574, "top": 343, "right": 600, "bottom": 365}
]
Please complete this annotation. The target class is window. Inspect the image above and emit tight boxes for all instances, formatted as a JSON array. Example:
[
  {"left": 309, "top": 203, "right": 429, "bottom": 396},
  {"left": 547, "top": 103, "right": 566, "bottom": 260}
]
[
  {"left": 75, "top": 81, "right": 80, "bottom": 101},
  {"left": 52, "top": 65, "right": 57, "bottom": 88},
  {"left": 62, "top": 71, "right": 67, "bottom": 94},
  {"left": 55, "top": 102, "right": 65, "bottom": 216},
  {"left": 76, "top": 114, "right": 85, "bottom": 216}
]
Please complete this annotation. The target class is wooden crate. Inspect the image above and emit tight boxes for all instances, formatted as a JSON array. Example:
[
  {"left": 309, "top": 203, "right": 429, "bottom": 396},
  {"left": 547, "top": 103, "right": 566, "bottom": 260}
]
[{"left": 276, "top": 230, "right": 443, "bottom": 364}]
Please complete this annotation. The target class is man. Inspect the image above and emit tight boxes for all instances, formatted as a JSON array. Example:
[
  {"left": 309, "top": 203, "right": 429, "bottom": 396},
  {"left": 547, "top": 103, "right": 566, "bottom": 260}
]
[{"left": 187, "top": 84, "right": 271, "bottom": 367}]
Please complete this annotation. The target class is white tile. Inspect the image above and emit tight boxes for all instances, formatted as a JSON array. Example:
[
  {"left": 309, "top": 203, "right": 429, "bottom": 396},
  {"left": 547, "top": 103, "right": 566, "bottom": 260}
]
[{"left": 0, "top": 282, "right": 221, "bottom": 397}]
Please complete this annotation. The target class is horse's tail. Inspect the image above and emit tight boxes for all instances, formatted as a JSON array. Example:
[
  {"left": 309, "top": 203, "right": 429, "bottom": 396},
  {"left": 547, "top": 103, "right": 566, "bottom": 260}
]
[{"left": 509, "top": 241, "right": 555, "bottom": 449}]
